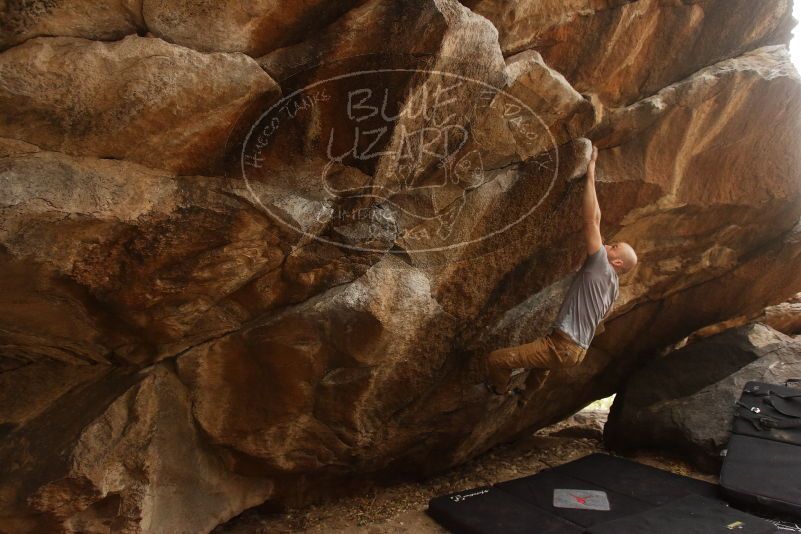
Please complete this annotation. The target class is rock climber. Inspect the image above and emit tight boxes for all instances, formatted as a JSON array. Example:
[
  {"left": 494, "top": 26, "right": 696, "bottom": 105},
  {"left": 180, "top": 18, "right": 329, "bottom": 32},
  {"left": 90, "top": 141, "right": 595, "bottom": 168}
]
[{"left": 484, "top": 144, "right": 637, "bottom": 395}]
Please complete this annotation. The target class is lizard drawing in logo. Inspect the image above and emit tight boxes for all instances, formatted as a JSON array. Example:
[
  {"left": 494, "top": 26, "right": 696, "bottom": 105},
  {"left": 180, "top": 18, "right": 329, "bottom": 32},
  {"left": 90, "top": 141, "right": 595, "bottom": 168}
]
[{"left": 320, "top": 119, "right": 487, "bottom": 242}]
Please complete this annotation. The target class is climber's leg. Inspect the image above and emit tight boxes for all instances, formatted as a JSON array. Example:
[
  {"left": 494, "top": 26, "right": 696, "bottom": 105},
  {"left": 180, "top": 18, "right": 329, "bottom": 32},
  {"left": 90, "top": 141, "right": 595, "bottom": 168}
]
[
  {"left": 524, "top": 332, "right": 587, "bottom": 392},
  {"left": 484, "top": 334, "right": 555, "bottom": 394},
  {"left": 485, "top": 329, "right": 587, "bottom": 394}
]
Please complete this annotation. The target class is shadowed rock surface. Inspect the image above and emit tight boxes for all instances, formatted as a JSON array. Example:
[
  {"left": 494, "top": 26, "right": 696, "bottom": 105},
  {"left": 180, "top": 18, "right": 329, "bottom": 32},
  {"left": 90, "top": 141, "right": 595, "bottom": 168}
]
[
  {"left": 605, "top": 321, "right": 801, "bottom": 472},
  {"left": 2, "top": 0, "right": 801, "bottom": 531}
]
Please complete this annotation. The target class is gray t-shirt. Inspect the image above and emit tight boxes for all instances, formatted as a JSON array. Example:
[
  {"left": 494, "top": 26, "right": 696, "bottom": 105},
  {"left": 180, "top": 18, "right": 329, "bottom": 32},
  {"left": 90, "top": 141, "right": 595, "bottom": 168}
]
[{"left": 553, "top": 246, "right": 619, "bottom": 349}]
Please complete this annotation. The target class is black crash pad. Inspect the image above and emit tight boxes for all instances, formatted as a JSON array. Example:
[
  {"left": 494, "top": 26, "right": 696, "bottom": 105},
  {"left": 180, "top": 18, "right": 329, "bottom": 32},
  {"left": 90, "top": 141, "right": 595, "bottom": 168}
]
[
  {"left": 586, "top": 494, "right": 776, "bottom": 534},
  {"left": 427, "top": 453, "right": 773, "bottom": 534},
  {"left": 425, "top": 485, "right": 583, "bottom": 534},
  {"left": 496, "top": 469, "right": 652, "bottom": 527}
]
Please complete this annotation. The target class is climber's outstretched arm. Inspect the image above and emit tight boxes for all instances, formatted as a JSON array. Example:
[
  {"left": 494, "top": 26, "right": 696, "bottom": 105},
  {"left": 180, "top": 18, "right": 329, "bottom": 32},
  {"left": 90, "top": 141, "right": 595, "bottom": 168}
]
[{"left": 583, "top": 146, "right": 603, "bottom": 256}]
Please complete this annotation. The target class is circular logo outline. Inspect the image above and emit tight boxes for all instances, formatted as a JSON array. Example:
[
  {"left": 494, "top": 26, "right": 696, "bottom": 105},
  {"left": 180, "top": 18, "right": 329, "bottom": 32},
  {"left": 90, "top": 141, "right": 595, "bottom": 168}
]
[{"left": 239, "top": 61, "right": 560, "bottom": 255}]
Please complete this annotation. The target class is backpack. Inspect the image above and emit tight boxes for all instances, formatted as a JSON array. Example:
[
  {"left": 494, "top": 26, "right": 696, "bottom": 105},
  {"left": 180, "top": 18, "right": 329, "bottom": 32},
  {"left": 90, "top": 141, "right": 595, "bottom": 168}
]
[{"left": 720, "top": 379, "right": 801, "bottom": 518}]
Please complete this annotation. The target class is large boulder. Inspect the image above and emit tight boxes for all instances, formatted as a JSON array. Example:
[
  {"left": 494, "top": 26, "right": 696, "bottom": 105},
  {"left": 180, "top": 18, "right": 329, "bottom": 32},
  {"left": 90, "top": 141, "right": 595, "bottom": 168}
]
[
  {"left": 0, "top": 361, "right": 273, "bottom": 533},
  {"left": 0, "top": 0, "right": 363, "bottom": 58},
  {"left": 0, "top": 0, "right": 145, "bottom": 50},
  {"left": 2, "top": 0, "right": 801, "bottom": 531},
  {"left": 761, "top": 294, "right": 801, "bottom": 336},
  {"left": 464, "top": 0, "right": 794, "bottom": 106},
  {"left": 448, "top": 43, "right": 801, "bottom": 455},
  {"left": 677, "top": 292, "right": 801, "bottom": 344},
  {"left": 0, "top": 35, "right": 279, "bottom": 174},
  {"left": 257, "top": 0, "right": 505, "bottom": 82},
  {"left": 0, "top": 138, "right": 381, "bottom": 366},
  {"left": 605, "top": 322, "right": 801, "bottom": 472},
  {"left": 143, "top": 0, "right": 363, "bottom": 57}
]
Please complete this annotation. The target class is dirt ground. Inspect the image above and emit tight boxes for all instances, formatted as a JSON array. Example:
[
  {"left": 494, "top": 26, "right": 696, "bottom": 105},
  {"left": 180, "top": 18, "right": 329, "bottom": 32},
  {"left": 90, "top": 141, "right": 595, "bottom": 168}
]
[{"left": 215, "top": 406, "right": 717, "bottom": 533}]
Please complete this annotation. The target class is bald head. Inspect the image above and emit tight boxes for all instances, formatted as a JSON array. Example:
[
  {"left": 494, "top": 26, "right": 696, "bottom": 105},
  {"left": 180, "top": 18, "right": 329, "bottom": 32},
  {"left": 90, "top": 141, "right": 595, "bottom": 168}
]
[{"left": 605, "top": 242, "right": 637, "bottom": 274}]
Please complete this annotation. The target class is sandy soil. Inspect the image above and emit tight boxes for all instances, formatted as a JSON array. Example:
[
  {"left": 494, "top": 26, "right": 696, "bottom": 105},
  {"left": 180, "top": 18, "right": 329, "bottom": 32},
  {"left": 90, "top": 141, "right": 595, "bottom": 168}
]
[{"left": 215, "top": 408, "right": 716, "bottom": 533}]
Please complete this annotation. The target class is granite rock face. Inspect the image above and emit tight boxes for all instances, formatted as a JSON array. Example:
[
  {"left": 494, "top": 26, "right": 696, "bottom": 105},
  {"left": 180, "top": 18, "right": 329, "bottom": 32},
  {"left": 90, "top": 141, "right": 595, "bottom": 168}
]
[
  {"left": 143, "top": 0, "right": 364, "bottom": 57},
  {"left": 2, "top": 0, "right": 801, "bottom": 531},
  {"left": 0, "top": 361, "right": 274, "bottom": 533},
  {"left": 0, "top": 35, "right": 279, "bottom": 174},
  {"left": 761, "top": 294, "right": 801, "bottom": 336},
  {"left": 465, "top": 0, "right": 795, "bottom": 106},
  {"left": 0, "top": 0, "right": 145, "bottom": 50},
  {"left": 0, "top": 0, "right": 360, "bottom": 56},
  {"left": 604, "top": 321, "right": 801, "bottom": 472}
]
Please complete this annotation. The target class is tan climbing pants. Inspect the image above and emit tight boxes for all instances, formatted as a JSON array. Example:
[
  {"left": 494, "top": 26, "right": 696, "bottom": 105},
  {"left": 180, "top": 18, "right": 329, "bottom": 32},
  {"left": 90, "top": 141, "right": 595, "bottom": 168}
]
[{"left": 487, "top": 328, "right": 587, "bottom": 372}]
